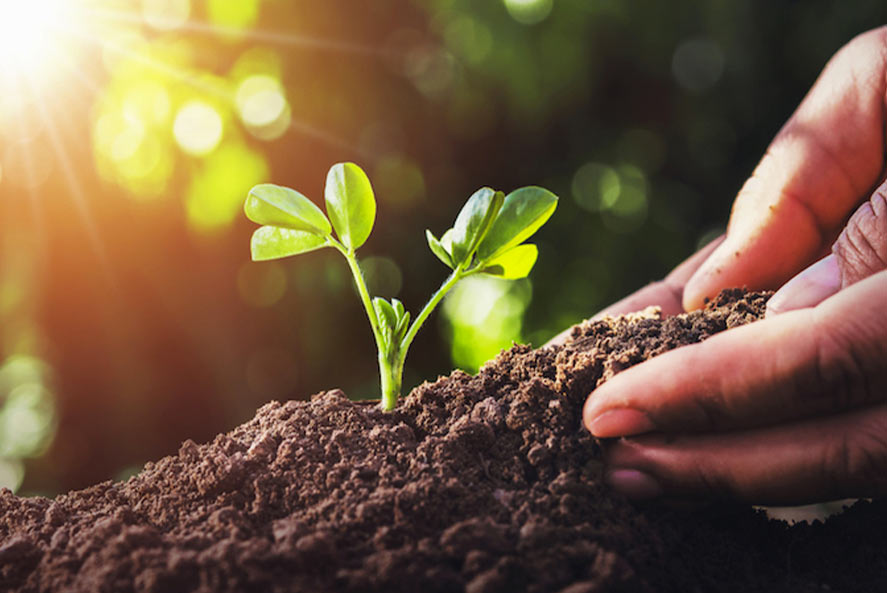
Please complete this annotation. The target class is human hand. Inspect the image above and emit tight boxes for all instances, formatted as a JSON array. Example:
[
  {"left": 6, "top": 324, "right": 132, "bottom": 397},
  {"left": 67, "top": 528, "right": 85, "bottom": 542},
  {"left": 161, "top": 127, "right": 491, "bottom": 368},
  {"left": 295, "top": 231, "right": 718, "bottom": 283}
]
[
  {"left": 582, "top": 27, "right": 887, "bottom": 504},
  {"left": 681, "top": 27, "right": 887, "bottom": 310}
]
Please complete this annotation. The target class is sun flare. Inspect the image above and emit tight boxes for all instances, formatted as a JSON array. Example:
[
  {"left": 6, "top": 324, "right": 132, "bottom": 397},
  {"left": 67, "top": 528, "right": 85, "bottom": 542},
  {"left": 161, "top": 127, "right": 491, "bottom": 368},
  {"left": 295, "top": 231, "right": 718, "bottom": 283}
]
[{"left": 0, "top": 0, "right": 78, "bottom": 84}]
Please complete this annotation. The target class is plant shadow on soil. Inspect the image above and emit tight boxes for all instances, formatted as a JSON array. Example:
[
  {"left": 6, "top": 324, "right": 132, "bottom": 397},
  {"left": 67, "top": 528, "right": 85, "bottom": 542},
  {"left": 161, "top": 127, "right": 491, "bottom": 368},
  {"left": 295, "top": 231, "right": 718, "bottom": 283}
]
[{"left": 1, "top": 289, "right": 885, "bottom": 592}]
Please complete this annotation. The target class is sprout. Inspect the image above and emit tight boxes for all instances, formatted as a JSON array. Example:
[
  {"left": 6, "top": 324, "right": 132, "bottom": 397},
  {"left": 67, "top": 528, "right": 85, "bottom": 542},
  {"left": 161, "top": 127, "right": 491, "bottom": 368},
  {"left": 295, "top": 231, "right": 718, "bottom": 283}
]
[{"left": 245, "top": 162, "right": 557, "bottom": 410}]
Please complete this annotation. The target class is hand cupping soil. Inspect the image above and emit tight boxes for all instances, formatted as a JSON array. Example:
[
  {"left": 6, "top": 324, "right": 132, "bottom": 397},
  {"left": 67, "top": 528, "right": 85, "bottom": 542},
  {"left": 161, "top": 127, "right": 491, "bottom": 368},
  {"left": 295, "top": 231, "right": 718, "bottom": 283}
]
[{"left": 1, "top": 290, "right": 885, "bottom": 593}]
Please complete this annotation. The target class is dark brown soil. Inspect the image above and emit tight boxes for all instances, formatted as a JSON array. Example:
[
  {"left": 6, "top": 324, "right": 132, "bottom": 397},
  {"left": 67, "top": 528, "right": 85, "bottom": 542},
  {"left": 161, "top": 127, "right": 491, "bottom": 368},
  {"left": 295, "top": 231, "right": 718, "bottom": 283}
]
[{"left": 2, "top": 289, "right": 885, "bottom": 593}]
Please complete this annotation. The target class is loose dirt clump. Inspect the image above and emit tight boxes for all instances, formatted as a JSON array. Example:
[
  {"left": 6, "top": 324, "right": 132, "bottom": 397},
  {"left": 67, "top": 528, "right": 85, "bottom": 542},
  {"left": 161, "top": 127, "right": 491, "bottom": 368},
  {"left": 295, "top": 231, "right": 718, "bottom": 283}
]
[{"left": 1, "top": 289, "right": 885, "bottom": 592}]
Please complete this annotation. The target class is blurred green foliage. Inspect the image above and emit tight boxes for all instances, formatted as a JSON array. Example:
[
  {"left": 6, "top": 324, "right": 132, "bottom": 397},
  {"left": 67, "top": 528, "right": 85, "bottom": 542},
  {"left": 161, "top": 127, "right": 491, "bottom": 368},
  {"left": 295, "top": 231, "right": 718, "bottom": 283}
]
[{"left": 0, "top": 0, "right": 885, "bottom": 493}]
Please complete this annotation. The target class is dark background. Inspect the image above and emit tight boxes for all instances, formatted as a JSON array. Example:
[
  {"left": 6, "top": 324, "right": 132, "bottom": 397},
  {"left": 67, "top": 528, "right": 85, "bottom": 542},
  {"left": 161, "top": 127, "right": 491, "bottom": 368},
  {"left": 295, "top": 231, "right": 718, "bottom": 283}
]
[{"left": 0, "top": 0, "right": 884, "bottom": 494}]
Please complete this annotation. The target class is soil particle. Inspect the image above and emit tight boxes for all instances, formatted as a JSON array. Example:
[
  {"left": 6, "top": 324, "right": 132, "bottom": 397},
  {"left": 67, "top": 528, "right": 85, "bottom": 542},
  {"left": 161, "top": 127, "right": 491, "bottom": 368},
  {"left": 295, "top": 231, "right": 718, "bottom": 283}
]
[{"left": 1, "top": 289, "right": 885, "bottom": 592}]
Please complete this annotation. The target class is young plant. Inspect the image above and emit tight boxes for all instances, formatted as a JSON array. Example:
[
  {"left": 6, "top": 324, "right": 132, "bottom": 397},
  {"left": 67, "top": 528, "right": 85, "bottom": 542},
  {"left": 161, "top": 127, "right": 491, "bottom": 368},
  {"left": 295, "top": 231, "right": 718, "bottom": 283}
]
[{"left": 245, "top": 162, "right": 557, "bottom": 411}]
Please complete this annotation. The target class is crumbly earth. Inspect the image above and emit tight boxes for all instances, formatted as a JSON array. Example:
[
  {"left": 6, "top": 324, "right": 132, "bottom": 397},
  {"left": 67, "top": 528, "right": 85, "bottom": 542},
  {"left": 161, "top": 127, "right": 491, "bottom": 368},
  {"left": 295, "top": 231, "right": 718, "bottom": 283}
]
[{"left": 1, "top": 289, "right": 885, "bottom": 593}]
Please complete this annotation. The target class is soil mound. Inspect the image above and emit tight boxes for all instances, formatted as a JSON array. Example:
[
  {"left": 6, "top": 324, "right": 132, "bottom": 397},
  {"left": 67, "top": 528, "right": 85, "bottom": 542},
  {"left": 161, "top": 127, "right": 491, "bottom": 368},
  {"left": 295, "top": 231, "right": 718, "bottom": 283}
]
[{"left": 1, "top": 289, "right": 885, "bottom": 592}]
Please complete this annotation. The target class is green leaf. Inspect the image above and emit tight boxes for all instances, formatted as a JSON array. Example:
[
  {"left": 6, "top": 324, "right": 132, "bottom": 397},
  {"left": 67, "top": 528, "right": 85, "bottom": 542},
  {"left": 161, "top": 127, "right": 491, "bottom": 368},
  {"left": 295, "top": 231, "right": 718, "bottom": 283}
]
[
  {"left": 477, "top": 187, "right": 558, "bottom": 261},
  {"left": 251, "top": 226, "right": 329, "bottom": 261},
  {"left": 325, "top": 162, "right": 376, "bottom": 250},
  {"left": 390, "top": 298, "right": 410, "bottom": 342},
  {"left": 479, "top": 244, "right": 539, "bottom": 279},
  {"left": 395, "top": 311, "right": 411, "bottom": 342},
  {"left": 426, "top": 230, "right": 454, "bottom": 268},
  {"left": 440, "top": 229, "right": 455, "bottom": 256},
  {"left": 450, "top": 188, "right": 504, "bottom": 266},
  {"left": 391, "top": 298, "right": 405, "bottom": 320},
  {"left": 245, "top": 184, "right": 332, "bottom": 235},
  {"left": 373, "top": 297, "right": 397, "bottom": 330},
  {"left": 373, "top": 297, "right": 399, "bottom": 346}
]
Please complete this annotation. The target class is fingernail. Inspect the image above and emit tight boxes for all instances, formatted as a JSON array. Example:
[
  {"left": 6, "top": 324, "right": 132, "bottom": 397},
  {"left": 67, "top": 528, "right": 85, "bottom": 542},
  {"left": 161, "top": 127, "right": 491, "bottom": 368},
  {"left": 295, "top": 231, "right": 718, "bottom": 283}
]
[
  {"left": 766, "top": 254, "right": 840, "bottom": 317},
  {"left": 589, "top": 408, "right": 655, "bottom": 437},
  {"left": 606, "top": 469, "right": 662, "bottom": 499}
]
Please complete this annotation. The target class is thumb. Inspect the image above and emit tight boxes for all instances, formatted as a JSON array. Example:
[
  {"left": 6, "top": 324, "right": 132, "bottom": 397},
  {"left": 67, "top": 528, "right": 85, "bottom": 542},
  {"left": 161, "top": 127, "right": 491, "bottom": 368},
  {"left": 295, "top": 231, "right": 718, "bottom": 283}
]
[
  {"left": 766, "top": 185, "right": 887, "bottom": 316},
  {"left": 683, "top": 28, "right": 887, "bottom": 311}
]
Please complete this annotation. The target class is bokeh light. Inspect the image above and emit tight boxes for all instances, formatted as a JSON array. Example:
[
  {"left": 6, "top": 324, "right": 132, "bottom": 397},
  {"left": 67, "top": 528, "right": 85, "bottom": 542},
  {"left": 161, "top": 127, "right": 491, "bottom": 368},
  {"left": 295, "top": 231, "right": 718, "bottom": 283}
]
[
  {"left": 443, "top": 276, "right": 532, "bottom": 372},
  {"left": 185, "top": 141, "right": 269, "bottom": 230},
  {"left": 444, "top": 16, "right": 493, "bottom": 64},
  {"left": 572, "top": 162, "right": 649, "bottom": 232},
  {"left": 207, "top": 0, "right": 261, "bottom": 31},
  {"left": 672, "top": 38, "right": 725, "bottom": 92},
  {"left": 173, "top": 100, "right": 224, "bottom": 156},
  {"left": 237, "top": 262, "right": 288, "bottom": 308},
  {"left": 572, "top": 163, "right": 621, "bottom": 213},
  {"left": 361, "top": 257, "right": 404, "bottom": 297},
  {"left": 502, "top": 0, "right": 554, "bottom": 26},
  {"left": 236, "top": 75, "right": 291, "bottom": 140},
  {"left": 0, "top": 459, "right": 24, "bottom": 492},
  {"left": 404, "top": 45, "right": 457, "bottom": 98},
  {"left": 142, "top": 0, "right": 192, "bottom": 31},
  {"left": 373, "top": 155, "right": 426, "bottom": 206},
  {"left": 0, "top": 356, "right": 57, "bottom": 492}
]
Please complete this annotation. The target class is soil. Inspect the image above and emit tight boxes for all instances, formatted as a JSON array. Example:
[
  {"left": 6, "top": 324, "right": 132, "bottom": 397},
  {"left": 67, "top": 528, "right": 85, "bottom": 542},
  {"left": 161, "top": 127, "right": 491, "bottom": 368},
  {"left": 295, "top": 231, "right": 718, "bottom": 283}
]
[{"left": 1, "top": 289, "right": 885, "bottom": 593}]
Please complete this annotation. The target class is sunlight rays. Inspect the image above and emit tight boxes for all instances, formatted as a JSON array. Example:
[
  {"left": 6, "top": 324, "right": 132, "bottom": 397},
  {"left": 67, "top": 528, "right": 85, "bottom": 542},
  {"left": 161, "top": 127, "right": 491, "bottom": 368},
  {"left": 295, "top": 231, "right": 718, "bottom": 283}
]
[
  {"left": 0, "top": 0, "right": 387, "bottom": 376},
  {"left": 24, "top": 74, "right": 118, "bottom": 291},
  {"left": 0, "top": 0, "right": 388, "bottom": 165},
  {"left": 0, "top": 1, "right": 111, "bottom": 294},
  {"left": 84, "top": 6, "right": 393, "bottom": 58},
  {"left": 1, "top": 0, "right": 379, "bottom": 224},
  {"left": 1, "top": 0, "right": 377, "bottom": 346},
  {"left": 59, "top": 9, "right": 360, "bottom": 156},
  {"left": 0, "top": 0, "right": 75, "bottom": 78}
]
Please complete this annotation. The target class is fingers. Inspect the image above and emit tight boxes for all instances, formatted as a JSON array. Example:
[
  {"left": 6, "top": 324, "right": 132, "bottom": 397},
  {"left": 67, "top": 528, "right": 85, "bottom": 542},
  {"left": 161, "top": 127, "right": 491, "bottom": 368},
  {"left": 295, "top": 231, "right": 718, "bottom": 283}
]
[
  {"left": 544, "top": 235, "right": 724, "bottom": 347},
  {"left": 603, "top": 403, "right": 887, "bottom": 504},
  {"left": 683, "top": 27, "right": 887, "bottom": 311},
  {"left": 767, "top": 181, "right": 887, "bottom": 316},
  {"left": 833, "top": 182, "right": 887, "bottom": 286},
  {"left": 765, "top": 254, "right": 841, "bottom": 316},
  {"left": 585, "top": 271, "right": 887, "bottom": 437}
]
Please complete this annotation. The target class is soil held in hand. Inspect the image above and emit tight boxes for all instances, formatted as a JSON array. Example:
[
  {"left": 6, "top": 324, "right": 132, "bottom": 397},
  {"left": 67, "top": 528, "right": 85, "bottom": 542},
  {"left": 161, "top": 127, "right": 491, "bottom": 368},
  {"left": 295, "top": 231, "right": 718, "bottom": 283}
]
[{"left": 1, "top": 289, "right": 885, "bottom": 592}]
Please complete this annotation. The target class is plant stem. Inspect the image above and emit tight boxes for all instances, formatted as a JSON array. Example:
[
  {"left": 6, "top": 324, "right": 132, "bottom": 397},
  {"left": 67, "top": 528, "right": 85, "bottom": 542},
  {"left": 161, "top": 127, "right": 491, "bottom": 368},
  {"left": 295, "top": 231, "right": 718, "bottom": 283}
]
[
  {"left": 332, "top": 239, "right": 406, "bottom": 411},
  {"left": 378, "top": 352, "right": 403, "bottom": 411},
  {"left": 399, "top": 263, "right": 466, "bottom": 359},
  {"left": 334, "top": 239, "right": 468, "bottom": 411},
  {"left": 332, "top": 241, "right": 386, "bottom": 356}
]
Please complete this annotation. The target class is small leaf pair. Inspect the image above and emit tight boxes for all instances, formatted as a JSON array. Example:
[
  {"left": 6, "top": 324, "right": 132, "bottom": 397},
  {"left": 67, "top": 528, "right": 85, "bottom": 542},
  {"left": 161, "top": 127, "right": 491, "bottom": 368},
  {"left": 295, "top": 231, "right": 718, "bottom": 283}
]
[
  {"left": 426, "top": 185, "right": 557, "bottom": 279},
  {"left": 245, "top": 162, "right": 376, "bottom": 260},
  {"left": 243, "top": 162, "right": 559, "bottom": 411},
  {"left": 373, "top": 297, "right": 410, "bottom": 350}
]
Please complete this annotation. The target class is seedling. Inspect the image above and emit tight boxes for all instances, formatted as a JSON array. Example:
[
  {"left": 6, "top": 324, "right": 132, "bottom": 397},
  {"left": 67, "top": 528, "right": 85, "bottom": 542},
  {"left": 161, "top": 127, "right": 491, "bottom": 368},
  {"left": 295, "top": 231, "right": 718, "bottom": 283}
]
[{"left": 245, "top": 163, "right": 557, "bottom": 410}]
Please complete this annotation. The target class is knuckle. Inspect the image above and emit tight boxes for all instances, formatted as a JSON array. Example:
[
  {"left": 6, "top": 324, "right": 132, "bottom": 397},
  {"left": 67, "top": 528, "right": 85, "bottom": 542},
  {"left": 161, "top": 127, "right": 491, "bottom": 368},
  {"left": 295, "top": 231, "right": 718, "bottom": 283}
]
[
  {"left": 822, "top": 433, "right": 852, "bottom": 497},
  {"left": 812, "top": 326, "right": 877, "bottom": 412},
  {"left": 678, "top": 349, "right": 735, "bottom": 431},
  {"left": 825, "top": 410, "right": 887, "bottom": 496},
  {"left": 688, "top": 392, "right": 731, "bottom": 431},
  {"left": 832, "top": 189, "right": 887, "bottom": 286},
  {"left": 688, "top": 456, "right": 737, "bottom": 499}
]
